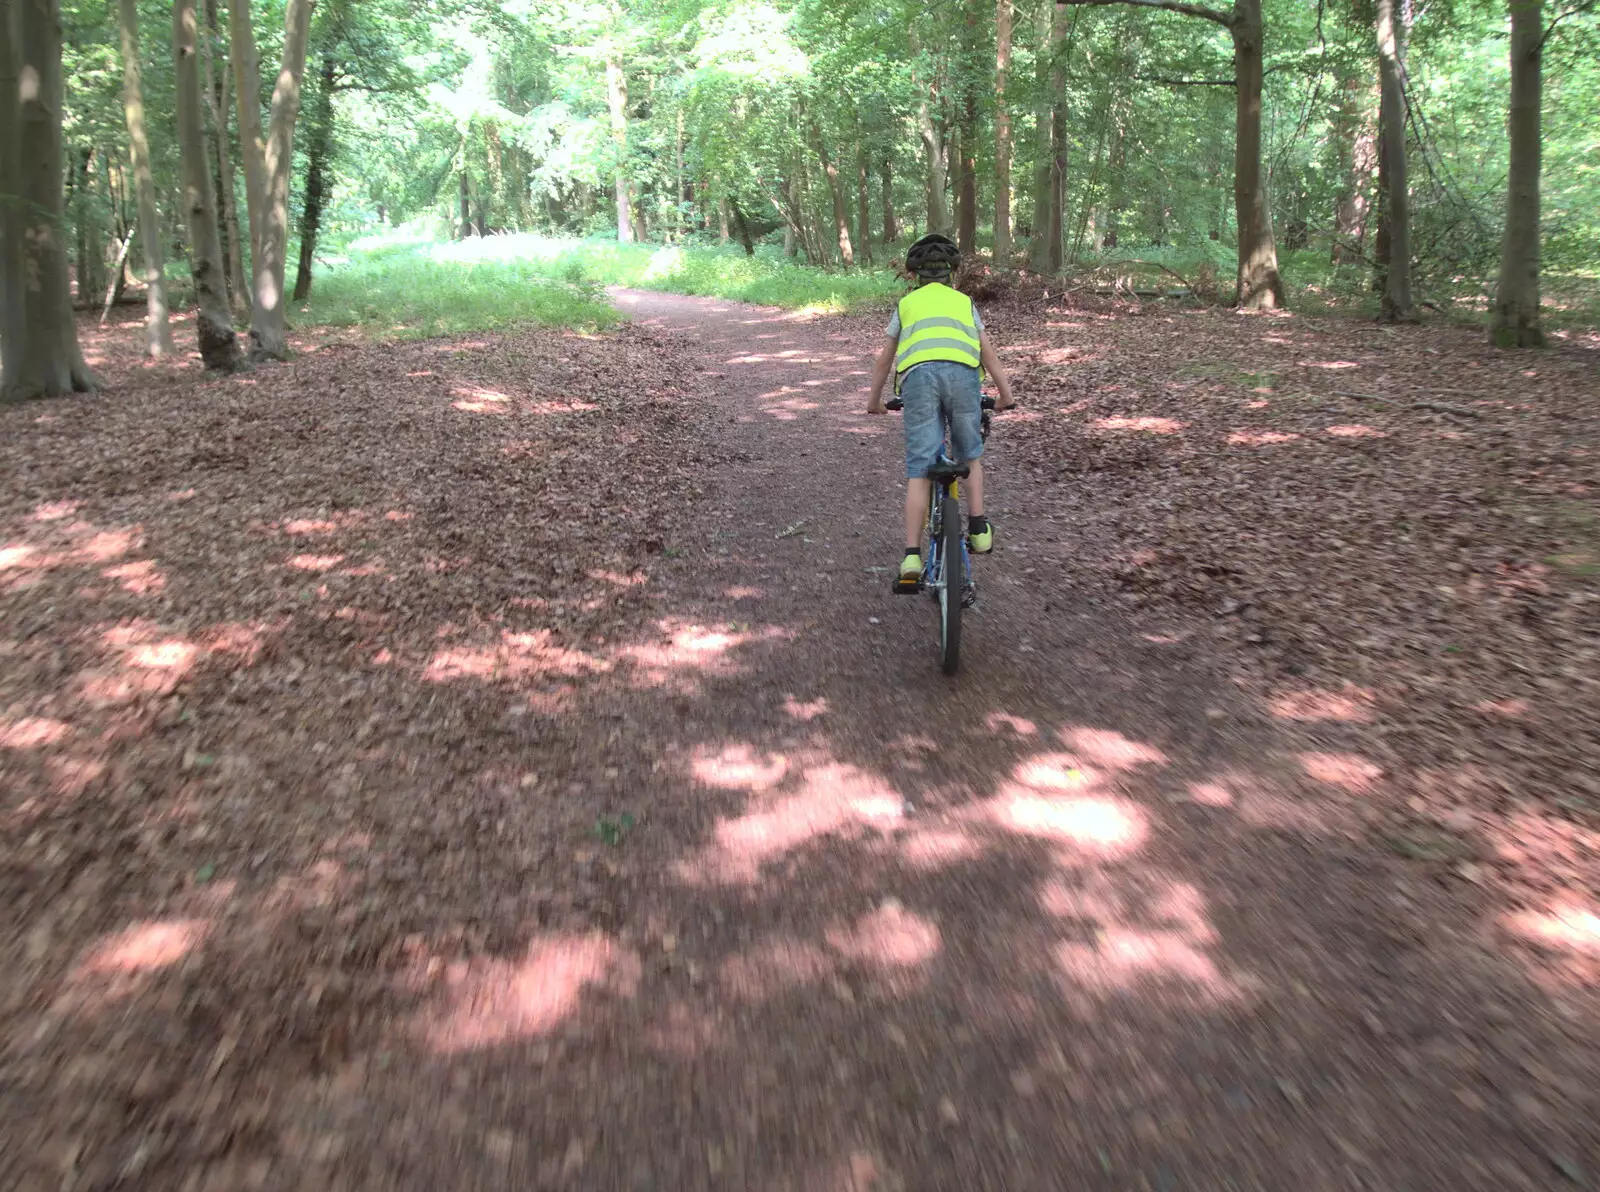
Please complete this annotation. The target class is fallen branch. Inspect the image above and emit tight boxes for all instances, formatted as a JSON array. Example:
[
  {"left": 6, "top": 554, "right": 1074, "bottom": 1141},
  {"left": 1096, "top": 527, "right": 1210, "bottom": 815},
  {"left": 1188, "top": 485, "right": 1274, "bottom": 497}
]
[
  {"left": 1332, "top": 390, "right": 1483, "bottom": 419},
  {"left": 99, "top": 226, "right": 136, "bottom": 326}
]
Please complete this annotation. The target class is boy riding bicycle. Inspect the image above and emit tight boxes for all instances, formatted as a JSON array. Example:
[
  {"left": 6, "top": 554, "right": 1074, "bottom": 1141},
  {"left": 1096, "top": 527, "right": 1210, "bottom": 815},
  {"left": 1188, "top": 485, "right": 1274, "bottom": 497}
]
[{"left": 867, "top": 233, "right": 1016, "bottom": 591}]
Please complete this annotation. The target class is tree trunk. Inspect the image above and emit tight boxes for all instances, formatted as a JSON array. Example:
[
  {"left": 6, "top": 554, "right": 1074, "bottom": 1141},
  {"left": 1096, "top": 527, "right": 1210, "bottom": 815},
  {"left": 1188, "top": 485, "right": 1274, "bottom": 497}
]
[
  {"left": 911, "top": 30, "right": 950, "bottom": 236},
  {"left": 606, "top": 58, "right": 633, "bottom": 243},
  {"left": 247, "top": 0, "right": 312, "bottom": 360},
  {"left": 1028, "top": 0, "right": 1056, "bottom": 270},
  {"left": 674, "top": 110, "right": 684, "bottom": 241},
  {"left": 1231, "top": 0, "right": 1285, "bottom": 309},
  {"left": 1490, "top": 0, "right": 1543, "bottom": 347},
  {"left": 1330, "top": 59, "right": 1376, "bottom": 263},
  {"left": 292, "top": 55, "right": 334, "bottom": 302},
  {"left": 458, "top": 170, "right": 470, "bottom": 238},
  {"left": 718, "top": 196, "right": 729, "bottom": 243},
  {"left": 993, "top": 0, "right": 1013, "bottom": 263},
  {"left": 173, "top": 0, "right": 240, "bottom": 371},
  {"left": 1375, "top": 0, "right": 1414, "bottom": 320},
  {"left": 808, "top": 120, "right": 855, "bottom": 268},
  {"left": 0, "top": 0, "right": 97, "bottom": 400},
  {"left": 881, "top": 156, "right": 896, "bottom": 243},
  {"left": 228, "top": 0, "right": 265, "bottom": 276},
  {"left": 202, "top": 0, "right": 247, "bottom": 316},
  {"left": 855, "top": 141, "right": 873, "bottom": 265},
  {"left": 1046, "top": 0, "right": 1068, "bottom": 272},
  {"left": 956, "top": 108, "right": 978, "bottom": 256},
  {"left": 74, "top": 149, "right": 107, "bottom": 304},
  {"left": 728, "top": 196, "right": 756, "bottom": 256}
]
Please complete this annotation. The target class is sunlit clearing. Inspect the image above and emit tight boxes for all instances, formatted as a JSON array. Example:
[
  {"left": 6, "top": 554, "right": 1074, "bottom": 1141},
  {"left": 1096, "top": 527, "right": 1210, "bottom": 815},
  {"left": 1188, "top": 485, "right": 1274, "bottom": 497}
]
[
  {"left": 1507, "top": 902, "right": 1600, "bottom": 955},
  {"left": 1014, "top": 754, "right": 1098, "bottom": 791},
  {"left": 1270, "top": 688, "right": 1374, "bottom": 722},
  {"left": 0, "top": 716, "right": 72, "bottom": 749},
  {"left": 684, "top": 761, "right": 906, "bottom": 883},
  {"left": 1093, "top": 416, "right": 1184, "bottom": 434},
  {"left": 127, "top": 640, "right": 199, "bottom": 670},
  {"left": 81, "top": 919, "right": 207, "bottom": 975},
  {"left": 423, "top": 933, "right": 641, "bottom": 1053},
  {"left": 1059, "top": 727, "right": 1167, "bottom": 769},
  {"left": 991, "top": 792, "right": 1147, "bottom": 856},
  {"left": 1325, "top": 424, "right": 1387, "bottom": 439},
  {"left": 1188, "top": 781, "right": 1235, "bottom": 808},
  {"left": 287, "top": 553, "right": 345, "bottom": 571},
  {"left": 783, "top": 695, "right": 828, "bottom": 721},
  {"left": 283, "top": 518, "right": 339, "bottom": 535},
  {"left": 103, "top": 560, "right": 165, "bottom": 594},
  {"left": 691, "top": 744, "right": 789, "bottom": 791},
  {"left": 826, "top": 902, "right": 940, "bottom": 969},
  {"left": 424, "top": 630, "right": 608, "bottom": 683},
  {"left": 1228, "top": 430, "right": 1300, "bottom": 446},
  {"left": 1299, "top": 751, "right": 1383, "bottom": 793}
]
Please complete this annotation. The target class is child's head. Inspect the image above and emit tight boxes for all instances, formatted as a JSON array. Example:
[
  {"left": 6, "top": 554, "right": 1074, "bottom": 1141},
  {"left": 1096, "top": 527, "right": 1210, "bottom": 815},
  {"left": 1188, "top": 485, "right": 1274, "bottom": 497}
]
[{"left": 906, "top": 233, "right": 959, "bottom": 285}]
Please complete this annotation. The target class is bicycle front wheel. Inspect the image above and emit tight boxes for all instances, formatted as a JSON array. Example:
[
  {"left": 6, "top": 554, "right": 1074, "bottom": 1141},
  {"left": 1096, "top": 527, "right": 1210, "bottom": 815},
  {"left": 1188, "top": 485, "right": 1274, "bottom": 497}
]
[{"left": 938, "top": 492, "right": 963, "bottom": 675}]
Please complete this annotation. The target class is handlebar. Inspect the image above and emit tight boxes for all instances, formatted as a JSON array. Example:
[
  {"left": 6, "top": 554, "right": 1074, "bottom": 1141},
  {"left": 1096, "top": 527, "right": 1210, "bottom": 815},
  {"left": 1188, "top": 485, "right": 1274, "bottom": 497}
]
[{"left": 882, "top": 396, "right": 1001, "bottom": 413}]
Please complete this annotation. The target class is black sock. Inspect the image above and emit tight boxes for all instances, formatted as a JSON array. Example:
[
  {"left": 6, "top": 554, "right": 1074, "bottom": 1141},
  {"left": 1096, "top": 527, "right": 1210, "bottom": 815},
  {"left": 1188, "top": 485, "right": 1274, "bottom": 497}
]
[
  {"left": 969, "top": 515, "right": 989, "bottom": 533},
  {"left": 904, "top": 546, "right": 920, "bottom": 557}
]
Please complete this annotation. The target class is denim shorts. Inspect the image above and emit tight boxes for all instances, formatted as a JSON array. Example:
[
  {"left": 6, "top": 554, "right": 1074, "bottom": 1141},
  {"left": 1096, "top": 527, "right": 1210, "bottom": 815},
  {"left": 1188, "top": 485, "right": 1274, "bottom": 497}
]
[{"left": 900, "top": 361, "right": 984, "bottom": 480}]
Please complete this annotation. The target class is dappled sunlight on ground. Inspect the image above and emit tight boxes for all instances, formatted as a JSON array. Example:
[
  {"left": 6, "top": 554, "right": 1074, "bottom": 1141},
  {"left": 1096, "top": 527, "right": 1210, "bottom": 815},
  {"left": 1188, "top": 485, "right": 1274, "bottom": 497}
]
[
  {"left": 1299, "top": 751, "right": 1385, "bottom": 794},
  {"left": 420, "top": 933, "right": 642, "bottom": 1053},
  {"left": 80, "top": 918, "right": 209, "bottom": 977}
]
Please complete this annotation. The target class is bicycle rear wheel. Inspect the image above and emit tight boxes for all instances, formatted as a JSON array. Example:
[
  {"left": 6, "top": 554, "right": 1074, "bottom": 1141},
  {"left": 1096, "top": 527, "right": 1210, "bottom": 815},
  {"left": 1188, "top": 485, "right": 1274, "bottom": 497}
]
[{"left": 938, "top": 492, "right": 963, "bottom": 674}]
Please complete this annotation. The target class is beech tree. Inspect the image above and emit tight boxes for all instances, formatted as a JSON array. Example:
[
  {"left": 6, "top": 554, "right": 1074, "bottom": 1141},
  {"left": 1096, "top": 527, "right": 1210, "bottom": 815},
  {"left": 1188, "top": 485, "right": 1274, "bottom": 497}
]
[
  {"left": 174, "top": 0, "right": 240, "bottom": 370},
  {"left": 1375, "top": 0, "right": 1414, "bottom": 320},
  {"left": 1, "top": 0, "right": 96, "bottom": 401},
  {"left": 116, "top": 0, "right": 172, "bottom": 356},
  {"left": 1489, "top": 0, "right": 1544, "bottom": 347}
]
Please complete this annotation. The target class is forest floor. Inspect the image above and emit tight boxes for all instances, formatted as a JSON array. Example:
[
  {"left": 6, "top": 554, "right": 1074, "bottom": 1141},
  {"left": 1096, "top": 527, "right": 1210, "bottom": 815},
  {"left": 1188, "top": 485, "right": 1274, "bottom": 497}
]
[{"left": 2, "top": 293, "right": 1598, "bottom": 1191}]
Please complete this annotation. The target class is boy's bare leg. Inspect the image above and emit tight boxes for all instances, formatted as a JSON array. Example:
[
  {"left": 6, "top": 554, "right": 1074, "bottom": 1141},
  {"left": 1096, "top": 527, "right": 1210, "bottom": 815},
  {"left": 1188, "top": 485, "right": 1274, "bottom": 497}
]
[
  {"left": 905, "top": 479, "right": 932, "bottom": 549},
  {"left": 967, "top": 459, "right": 984, "bottom": 519}
]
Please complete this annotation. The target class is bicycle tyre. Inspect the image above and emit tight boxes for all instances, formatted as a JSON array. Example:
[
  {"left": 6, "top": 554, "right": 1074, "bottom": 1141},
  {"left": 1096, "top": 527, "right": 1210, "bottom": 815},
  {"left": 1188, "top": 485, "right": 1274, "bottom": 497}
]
[{"left": 938, "top": 492, "right": 963, "bottom": 674}]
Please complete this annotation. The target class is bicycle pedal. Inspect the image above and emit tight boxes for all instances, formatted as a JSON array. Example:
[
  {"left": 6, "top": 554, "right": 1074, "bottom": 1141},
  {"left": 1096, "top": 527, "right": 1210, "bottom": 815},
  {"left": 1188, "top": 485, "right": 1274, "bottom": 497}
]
[
  {"left": 892, "top": 577, "right": 922, "bottom": 595},
  {"left": 962, "top": 586, "right": 978, "bottom": 608}
]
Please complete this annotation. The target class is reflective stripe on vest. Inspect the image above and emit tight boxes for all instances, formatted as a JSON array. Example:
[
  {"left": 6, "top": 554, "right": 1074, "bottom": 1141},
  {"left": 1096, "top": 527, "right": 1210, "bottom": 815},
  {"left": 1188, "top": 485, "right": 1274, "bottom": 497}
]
[{"left": 893, "top": 284, "right": 981, "bottom": 387}]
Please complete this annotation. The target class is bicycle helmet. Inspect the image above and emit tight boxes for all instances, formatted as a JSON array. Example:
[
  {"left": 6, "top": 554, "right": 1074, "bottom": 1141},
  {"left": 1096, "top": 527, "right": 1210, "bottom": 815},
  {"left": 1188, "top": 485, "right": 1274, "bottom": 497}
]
[{"left": 906, "top": 232, "right": 960, "bottom": 281}]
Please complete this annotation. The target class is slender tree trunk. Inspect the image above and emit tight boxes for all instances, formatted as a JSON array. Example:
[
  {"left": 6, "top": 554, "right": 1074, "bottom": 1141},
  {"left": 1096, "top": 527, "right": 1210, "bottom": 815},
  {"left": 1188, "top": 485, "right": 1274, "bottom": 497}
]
[
  {"left": 1490, "top": 0, "right": 1543, "bottom": 347},
  {"left": 201, "top": 0, "right": 246, "bottom": 315},
  {"left": 855, "top": 140, "right": 873, "bottom": 265},
  {"left": 728, "top": 196, "right": 756, "bottom": 256},
  {"left": 74, "top": 149, "right": 107, "bottom": 305},
  {"left": 881, "top": 156, "right": 896, "bottom": 243},
  {"left": 1375, "top": 0, "right": 1414, "bottom": 320},
  {"left": 674, "top": 110, "right": 684, "bottom": 241},
  {"left": 1046, "top": 0, "right": 1068, "bottom": 272},
  {"left": 911, "top": 30, "right": 951, "bottom": 235},
  {"left": 718, "top": 196, "right": 729, "bottom": 243},
  {"left": 0, "top": 0, "right": 97, "bottom": 400},
  {"left": 1330, "top": 60, "right": 1376, "bottom": 264},
  {"left": 173, "top": 0, "right": 240, "bottom": 371},
  {"left": 248, "top": 0, "right": 313, "bottom": 360},
  {"left": 956, "top": 109, "right": 978, "bottom": 256},
  {"left": 1232, "top": 0, "right": 1285, "bottom": 309},
  {"left": 994, "top": 0, "right": 1014, "bottom": 263},
  {"left": 606, "top": 58, "right": 633, "bottom": 243},
  {"left": 458, "top": 170, "right": 470, "bottom": 238},
  {"left": 1028, "top": 0, "right": 1055, "bottom": 270},
  {"left": 292, "top": 55, "right": 334, "bottom": 301},
  {"left": 228, "top": 0, "right": 264, "bottom": 276},
  {"left": 808, "top": 121, "right": 855, "bottom": 268}
]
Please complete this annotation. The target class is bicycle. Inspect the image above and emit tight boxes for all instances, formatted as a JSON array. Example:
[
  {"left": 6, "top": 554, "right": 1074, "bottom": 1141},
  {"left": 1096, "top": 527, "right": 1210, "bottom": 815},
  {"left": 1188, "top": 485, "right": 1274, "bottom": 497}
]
[{"left": 884, "top": 394, "right": 996, "bottom": 675}]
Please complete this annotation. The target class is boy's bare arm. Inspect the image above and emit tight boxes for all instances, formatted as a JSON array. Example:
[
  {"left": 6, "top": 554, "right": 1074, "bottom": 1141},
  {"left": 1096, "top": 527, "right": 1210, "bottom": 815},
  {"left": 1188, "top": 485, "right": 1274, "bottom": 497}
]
[
  {"left": 867, "top": 336, "right": 896, "bottom": 413},
  {"left": 979, "top": 331, "right": 1015, "bottom": 409}
]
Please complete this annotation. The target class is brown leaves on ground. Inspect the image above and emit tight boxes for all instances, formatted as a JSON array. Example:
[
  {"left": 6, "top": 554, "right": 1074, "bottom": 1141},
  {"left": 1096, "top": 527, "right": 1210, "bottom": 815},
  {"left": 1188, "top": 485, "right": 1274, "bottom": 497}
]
[
  {"left": 0, "top": 310, "right": 716, "bottom": 1190},
  {"left": 982, "top": 294, "right": 1599, "bottom": 913}
]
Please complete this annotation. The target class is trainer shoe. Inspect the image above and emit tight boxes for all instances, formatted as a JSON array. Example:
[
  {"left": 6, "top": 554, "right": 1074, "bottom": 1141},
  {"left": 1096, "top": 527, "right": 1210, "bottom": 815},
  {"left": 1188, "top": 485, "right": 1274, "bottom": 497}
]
[{"left": 968, "top": 517, "right": 994, "bottom": 554}]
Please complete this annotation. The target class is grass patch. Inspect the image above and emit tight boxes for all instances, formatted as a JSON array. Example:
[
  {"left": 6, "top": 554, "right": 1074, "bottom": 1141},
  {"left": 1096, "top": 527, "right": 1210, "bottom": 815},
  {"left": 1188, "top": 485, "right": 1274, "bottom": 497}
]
[{"left": 296, "top": 228, "right": 905, "bottom": 341}]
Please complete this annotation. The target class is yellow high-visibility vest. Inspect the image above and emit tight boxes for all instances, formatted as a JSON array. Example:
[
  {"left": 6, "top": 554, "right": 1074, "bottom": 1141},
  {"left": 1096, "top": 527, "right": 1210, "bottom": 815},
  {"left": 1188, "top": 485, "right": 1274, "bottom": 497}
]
[{"left": 893, "top": 282, "right": 982, "bottom": 392}]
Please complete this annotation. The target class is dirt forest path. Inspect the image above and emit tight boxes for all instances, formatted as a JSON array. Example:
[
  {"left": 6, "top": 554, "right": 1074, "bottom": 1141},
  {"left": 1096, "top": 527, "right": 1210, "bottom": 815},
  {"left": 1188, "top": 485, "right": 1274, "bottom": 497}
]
[{"left": 4, "top": 292, "right": 1596, "bottom": 1192}]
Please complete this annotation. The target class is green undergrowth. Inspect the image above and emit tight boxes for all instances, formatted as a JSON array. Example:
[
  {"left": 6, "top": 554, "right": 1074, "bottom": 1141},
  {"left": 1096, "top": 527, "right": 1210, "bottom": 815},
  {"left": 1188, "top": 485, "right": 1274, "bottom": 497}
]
[{"left": 297, "top": 228, "right": 903, "bottom": 340}]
